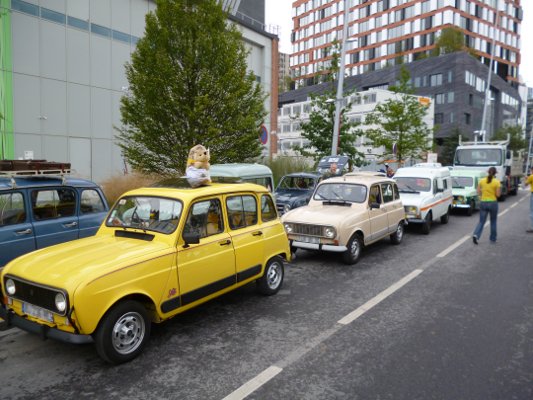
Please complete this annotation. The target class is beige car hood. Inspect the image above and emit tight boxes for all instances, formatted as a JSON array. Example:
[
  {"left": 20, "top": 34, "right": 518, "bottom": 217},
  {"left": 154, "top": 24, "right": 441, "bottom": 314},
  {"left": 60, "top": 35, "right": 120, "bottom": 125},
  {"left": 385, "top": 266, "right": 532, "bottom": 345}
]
[{"left": 281, "top": 203, "right": 365, "bottom": 225}]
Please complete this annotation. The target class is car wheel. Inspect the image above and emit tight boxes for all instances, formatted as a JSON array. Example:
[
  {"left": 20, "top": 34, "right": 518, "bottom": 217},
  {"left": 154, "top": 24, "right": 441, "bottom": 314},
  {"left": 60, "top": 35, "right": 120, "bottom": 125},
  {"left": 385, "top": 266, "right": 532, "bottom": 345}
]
[
  {"left": 440, "top": 207, "right": 450, "bottom": 224},
  {"left": 421, "top": 212, "right": 432, "bottom": 235},
  {"left": 256, "top": 256, "right": 284, "bottom": 295},
  {"left": 95, "top": 300, "right": 151, "bottom": 364},
  {"left": 342, "top": 233, "right": 363, "bottom": 265},
  {"left": 390, "top": 222, "right": 404, "bottom": 245},
  {"left": 467, "top": 200, "right": 474, "bottom": 216}
]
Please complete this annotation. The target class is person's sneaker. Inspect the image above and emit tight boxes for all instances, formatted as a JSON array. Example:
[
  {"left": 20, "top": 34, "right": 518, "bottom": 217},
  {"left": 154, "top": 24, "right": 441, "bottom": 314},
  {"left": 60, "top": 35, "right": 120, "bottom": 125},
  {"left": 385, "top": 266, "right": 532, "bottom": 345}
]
[
  {"left": 472, "top": 235, "right": 478, "bottom": 245},
  {"left": 526, "top": 229, "right": 533, "bottom": 233}
]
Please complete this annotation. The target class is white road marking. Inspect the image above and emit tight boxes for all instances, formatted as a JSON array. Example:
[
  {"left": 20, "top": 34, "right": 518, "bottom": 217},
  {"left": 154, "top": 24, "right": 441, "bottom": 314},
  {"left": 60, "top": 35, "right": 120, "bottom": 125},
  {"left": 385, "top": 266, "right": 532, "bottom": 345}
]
[
  {"left": 338, "top": 269, "right": 423, "bottom": 325},
  {"left": 499, "top": 209, "right": 509, "bottom": 217},
  {"left": 437, "top": 235, "right": 470, "bottom": 258},
  {"left": 222, "top": 366, "right": 283, "bottom": 400},
  {"left": 510, "top": 203, "right": 517, "bottom": 209}
]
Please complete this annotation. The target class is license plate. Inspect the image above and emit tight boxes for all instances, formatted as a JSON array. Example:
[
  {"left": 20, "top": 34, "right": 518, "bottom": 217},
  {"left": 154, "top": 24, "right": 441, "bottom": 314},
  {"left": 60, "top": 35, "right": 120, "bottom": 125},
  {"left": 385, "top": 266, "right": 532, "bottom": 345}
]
[
  {"left": 22, "top": 302, "right": 54, "bottom": 323},
  {"left": 294, "top": 235, "right": 320, "bottom": 244}
]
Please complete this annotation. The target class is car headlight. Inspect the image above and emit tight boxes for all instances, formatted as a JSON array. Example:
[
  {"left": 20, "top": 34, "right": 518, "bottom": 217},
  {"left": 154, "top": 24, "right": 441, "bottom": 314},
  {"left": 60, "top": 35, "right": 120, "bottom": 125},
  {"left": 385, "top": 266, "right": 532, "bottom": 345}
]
[
  {"left": 284, "top": 204, "right": 291, "bottom": 213},
  {"left": 5, "top": 279, "right": 16, "bottom": 295},
  {"left": 284, "top": 223, "right": 293, "bottom": 233},
  {"left": 324, "top": 227, "right": 336, "bottom": 238},
  {"left": 55, "top": 292, "right": 67, "bottom": 312},
  {"left": 405, "top": 206, "right": 418, "bottom": 215}
]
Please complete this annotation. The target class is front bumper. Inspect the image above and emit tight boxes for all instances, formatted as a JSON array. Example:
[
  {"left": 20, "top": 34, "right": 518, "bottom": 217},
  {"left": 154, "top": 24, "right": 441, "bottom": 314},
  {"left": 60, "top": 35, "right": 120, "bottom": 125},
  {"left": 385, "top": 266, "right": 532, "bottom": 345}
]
[
  {"left": 452, "top": 203, "right": 471, "bottom": 209},
  {"left": 290, "top": 240, "right": 347, "bottom": 252},
  {"left": 0, "top": 305, "right": 93, "bottom": 344}
]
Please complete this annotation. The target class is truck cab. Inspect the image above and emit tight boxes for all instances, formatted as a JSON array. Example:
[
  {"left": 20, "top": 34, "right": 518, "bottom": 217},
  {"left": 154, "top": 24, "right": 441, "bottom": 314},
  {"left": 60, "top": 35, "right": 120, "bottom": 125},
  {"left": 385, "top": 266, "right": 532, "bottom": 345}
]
[{"left": 453, "top": 137, "right": 523, "bottom": 199}]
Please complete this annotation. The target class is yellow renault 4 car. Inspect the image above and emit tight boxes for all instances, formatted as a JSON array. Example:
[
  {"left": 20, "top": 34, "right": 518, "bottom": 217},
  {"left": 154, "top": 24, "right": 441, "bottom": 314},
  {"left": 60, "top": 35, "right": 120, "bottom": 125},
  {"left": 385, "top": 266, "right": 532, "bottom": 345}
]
[{"left": 0, "top": 179, "right": 290, "bottom": 364}]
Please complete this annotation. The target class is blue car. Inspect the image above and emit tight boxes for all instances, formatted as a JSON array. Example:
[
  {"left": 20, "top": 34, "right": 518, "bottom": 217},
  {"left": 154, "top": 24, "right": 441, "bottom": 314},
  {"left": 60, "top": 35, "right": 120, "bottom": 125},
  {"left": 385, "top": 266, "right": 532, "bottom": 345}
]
[{"left": 0, "top": 174, "right": 109, "bottom": 267}]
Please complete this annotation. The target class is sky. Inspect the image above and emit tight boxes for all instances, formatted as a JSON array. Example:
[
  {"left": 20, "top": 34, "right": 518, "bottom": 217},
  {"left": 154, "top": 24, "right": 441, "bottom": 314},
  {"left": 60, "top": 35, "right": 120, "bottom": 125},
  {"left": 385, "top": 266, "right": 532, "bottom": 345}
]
[{"left": 265, "top": 0, "right": 533, "bottom": 88}]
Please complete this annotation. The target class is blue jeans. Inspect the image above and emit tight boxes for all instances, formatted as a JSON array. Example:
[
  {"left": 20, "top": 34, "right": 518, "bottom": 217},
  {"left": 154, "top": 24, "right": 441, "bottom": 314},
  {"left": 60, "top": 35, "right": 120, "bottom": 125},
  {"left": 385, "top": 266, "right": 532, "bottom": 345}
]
[{"left": 473, "top": 201, "right": 498, "bottom": 242}]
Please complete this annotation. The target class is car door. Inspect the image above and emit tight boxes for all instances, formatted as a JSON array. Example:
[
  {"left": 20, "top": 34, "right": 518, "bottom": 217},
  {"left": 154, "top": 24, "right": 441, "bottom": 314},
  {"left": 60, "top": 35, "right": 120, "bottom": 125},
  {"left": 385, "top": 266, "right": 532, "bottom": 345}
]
[
  {"left": 225, "top": 193, "right": 265, "bottom": 280},
  {"left": 177, "top": 198, "right": 236, "bottom": 306},
  {"left": 0, "top": 190, "right": 36, "bottom": 266},
  {"left": 381, "top": 182, "right": 403, "bottom": 233},
  {"left": 30, "top": 187, "right": 79, "bottom": 249},
  {"left": 78, "top": 188, "right": 108, "bottom": 238},
  {"left": 368, "top": 184, "right": 388, "bottom": 241}
]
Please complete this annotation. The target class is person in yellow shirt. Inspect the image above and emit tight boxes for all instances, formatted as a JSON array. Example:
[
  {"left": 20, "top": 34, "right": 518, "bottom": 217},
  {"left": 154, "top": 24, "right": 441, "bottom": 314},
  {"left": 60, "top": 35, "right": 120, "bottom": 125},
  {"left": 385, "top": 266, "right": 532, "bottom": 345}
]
[
  {"left": 473, "top": 166, "right": 501, "bottom": 244},
  {"left": 524, "top": 166, "right": 533, "bottom": 233}
]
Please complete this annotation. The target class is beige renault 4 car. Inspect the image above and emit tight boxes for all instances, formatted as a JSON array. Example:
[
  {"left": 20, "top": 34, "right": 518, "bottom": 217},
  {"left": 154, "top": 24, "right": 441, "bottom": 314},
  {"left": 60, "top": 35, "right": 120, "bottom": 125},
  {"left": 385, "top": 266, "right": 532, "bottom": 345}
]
[{"left": 281, "top": 172, "right": 406, "bottom": 264}]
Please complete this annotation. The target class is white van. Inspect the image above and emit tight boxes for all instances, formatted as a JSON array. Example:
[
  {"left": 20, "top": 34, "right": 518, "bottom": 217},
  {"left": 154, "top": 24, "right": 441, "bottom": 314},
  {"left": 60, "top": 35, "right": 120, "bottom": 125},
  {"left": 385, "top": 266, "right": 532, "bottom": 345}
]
[{"left": 394, "top": 163, "right": 453, "bottom": 234}]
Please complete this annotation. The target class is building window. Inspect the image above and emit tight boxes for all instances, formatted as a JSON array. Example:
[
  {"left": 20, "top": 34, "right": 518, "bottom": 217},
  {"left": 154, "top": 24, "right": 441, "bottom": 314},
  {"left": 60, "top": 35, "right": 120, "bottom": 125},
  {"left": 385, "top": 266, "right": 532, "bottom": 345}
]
[
  {"left": 435, "top": 113, "right": 444, "bottom": 124},
  {"left": 448, "top": 92, "right": 455, "bottom": 103},
  {"left": 40, "top": 7, "right": 66, "bottom": 24},
  {"left": 465, "top": 113, "right": 471, "bottom": 125},
  {"left": 430, "top": 73, "right": 443, "bottom": 87},
  {"left": 68, "top": 16, "right": 89, "bottom": 31},
  {"left": 435, "top": 94, "right": 446, "bottom": 104},
  {"left": 11, "top": 0, "right": 39, "bottom": 16}
]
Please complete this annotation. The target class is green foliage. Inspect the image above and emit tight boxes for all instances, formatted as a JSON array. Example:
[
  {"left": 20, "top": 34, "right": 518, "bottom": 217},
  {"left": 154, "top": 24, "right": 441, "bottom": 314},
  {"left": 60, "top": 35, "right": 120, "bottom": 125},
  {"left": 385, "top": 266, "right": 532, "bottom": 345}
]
[
  {"left": 117, "top": 0, "right": 266, "bottom": 174},
  {"left": 263, "top": 156, "right": 313, "bottom": 186},
  {"left": 438, "top": 128, "right": 463, "bottom": 166},
  {"left": 432, "top": 27, "right": 465, "bottom": 56},
  {"left": 295, "top": 40, "right": 366, "bottom": 166},
  {"left": 492, "top": 125, "right": 527, "bottom": 152},
  {"left": 365, "top": 67, "right": 432, "bottom": 163},
  {"left": 296, "top": 92, "right": 366, "bottom": 166}
]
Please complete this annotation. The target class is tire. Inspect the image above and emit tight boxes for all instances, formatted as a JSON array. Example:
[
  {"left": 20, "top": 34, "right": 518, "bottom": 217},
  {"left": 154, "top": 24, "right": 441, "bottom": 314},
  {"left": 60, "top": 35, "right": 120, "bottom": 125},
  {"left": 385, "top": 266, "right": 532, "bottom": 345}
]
[
  {"left": 390, "top": 221, "right": 404, "bottom": 245},
  {"left": 256, "top": 256, "right": 284, "bottom": 295},
  {"left": 342, "top": 233, "right": 363, "bottom": 265},
  {"left": 421, "top": 212, "right": 432, "bottom": 235},
  {"left": 440, "top": 207, "right": 450, "bottom": 224},
  {"left": 94, "top": 300, "right": 151, "bottom": 364}
]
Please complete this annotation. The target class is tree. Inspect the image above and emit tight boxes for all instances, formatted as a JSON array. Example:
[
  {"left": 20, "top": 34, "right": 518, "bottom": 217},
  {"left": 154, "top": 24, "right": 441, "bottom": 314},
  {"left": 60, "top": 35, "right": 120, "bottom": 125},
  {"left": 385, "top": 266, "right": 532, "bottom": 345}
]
[
  {"left": 365, "top": 67, "right": 432, "bottom": 164},
  {"left": 438, "top": 128, "right": 463, "bottom": 166},
  {"left": 295, "top": 42, "right": 366, "bottom": 165},
  {"left": 432, "top": 27, "right": 464, "bottom": 56},
  {"left": 117, "top": 0, "right": 266, "bottom": 174},
  {"left": 492, "top": 125, "right": 527, "bottom": 152}
]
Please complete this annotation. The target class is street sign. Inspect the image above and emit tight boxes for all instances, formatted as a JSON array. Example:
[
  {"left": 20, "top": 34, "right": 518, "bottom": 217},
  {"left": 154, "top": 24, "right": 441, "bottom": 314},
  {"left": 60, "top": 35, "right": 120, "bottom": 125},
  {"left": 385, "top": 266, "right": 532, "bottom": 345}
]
[{"left": 259, "top": 125, "right": 268, "bottom": 145}]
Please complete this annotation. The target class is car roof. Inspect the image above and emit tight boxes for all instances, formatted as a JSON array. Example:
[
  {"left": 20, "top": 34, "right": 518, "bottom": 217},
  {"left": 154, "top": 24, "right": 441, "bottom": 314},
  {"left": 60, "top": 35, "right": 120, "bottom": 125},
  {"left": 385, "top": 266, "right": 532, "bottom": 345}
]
[
  {"left": 451, "top": 169, "right": 487, "bottom": 177},
  {"left": 394, "top": 166, "right": 450, "bottom": 178},
  {"left": 123, "top": 181, "right": 270, "bottom": 200},
  {"left": 0, "top": 175, "right": 101, "bottom": 191},
  {"left": 281, "top": 172, "right": 321, "bottom": 178},
  {"left": 320, "top": 174, "right": 395, "bottom": 186},
  {"left": 209, "top": 163, "right": 272, "bottom": 177}
]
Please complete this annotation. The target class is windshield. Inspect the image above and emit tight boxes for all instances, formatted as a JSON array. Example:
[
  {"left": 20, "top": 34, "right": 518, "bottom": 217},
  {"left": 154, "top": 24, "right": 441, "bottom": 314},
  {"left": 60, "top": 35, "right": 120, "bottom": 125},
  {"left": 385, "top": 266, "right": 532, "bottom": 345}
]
[
  {"left": 396, "top": 177, "right": 431, "bottom": 193},
  {"left": 452, "top": 176, "right": 474, "bottom": 188},
  {"left": 454, "top": 148, "right": 502, "bottom": 166},
  {"left": 277, "top": 176, "right": 316, "bottom": 191},
  {"left": 106, "top": 196, "right": 183, "bottom": 234},
  {"left": 313, "top": 183, "right": 367, "bottom": 203}
]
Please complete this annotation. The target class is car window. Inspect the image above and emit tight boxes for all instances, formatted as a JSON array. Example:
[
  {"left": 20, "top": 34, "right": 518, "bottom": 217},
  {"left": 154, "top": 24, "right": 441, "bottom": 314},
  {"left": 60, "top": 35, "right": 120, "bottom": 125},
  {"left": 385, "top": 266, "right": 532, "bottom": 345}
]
[
  {"left": 314, "top": 183, "right": 366, "bottom": 203},
  {"left": 261, "top": 195, "right": 277, "bottom": 221},
  {"left": 183, "top": 198, "right": 223, "bottom": 239},
  {"left": 0, "top": 192, "right": 26, "bottom": 226},
  {"left": 396, "top": 177, "right": 431, "bottom": 192},
  {"left": 368, "top": 185, "right": 382, "bottom": 204},
  {"left": 381, "top": 183, "right": 394, "bottom": 203},
  {"left": 226, "top": 195, "right": 258, "bottom": 229},
  {"left": 393, "top": 183, "right": 400, "bottom": 200},
  {"left": 80, "top": 189, "right": 106, "bottom": 214},
  {"left": 107, "top": 196, "right": 182, "bottom": 234},
  {"left": 31, "top": 188, "right": 76, "bottom": 220}
]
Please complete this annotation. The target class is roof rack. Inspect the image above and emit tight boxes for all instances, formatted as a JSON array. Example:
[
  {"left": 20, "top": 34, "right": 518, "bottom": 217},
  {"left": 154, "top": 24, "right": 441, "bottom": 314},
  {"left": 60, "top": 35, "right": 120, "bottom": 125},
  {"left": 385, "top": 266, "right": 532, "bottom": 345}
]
[{"left": 0, "top": 169, "right": 71, "bottom": 189}]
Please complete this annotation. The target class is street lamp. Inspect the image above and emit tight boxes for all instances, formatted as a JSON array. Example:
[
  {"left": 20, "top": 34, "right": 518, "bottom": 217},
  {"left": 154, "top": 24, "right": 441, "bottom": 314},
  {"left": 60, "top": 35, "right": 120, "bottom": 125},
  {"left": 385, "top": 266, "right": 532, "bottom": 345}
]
[{"left": 331, "top": 0, "right": 353, "bottom": 156}]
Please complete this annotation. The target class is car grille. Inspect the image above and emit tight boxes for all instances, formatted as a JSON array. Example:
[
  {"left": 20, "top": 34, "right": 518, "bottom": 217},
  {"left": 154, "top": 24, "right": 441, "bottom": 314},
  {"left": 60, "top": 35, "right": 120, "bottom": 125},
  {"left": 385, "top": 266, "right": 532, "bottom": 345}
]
[
  {"left": 290, "top": 223, "right": 326, "bottom": 237},
  {"left": 4, "top": 276, "right": 65, "bottom": 315}
]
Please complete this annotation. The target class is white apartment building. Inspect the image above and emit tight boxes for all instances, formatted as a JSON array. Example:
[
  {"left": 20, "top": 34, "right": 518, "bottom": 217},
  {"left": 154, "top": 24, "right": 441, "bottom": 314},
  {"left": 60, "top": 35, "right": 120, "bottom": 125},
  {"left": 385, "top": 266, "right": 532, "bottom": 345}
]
[{"left": 277, "top": 88, "right": 434, "bottom": 160}]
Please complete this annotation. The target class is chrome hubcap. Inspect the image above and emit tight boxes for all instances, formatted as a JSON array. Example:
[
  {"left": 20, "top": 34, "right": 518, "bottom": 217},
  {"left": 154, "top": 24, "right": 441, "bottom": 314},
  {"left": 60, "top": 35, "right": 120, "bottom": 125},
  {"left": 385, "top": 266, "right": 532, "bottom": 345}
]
[
  {"left": 350, "top": 239, "right": 360, "bottom": 257},
  {"left": 112, "top": 312, "right": 145, "bottom": 355},
  {"left": 396, "top": 224, "right": 403, "bottom": 240},
  {"left": 267, "top": 262, "right": 282, "bottom": 289}
]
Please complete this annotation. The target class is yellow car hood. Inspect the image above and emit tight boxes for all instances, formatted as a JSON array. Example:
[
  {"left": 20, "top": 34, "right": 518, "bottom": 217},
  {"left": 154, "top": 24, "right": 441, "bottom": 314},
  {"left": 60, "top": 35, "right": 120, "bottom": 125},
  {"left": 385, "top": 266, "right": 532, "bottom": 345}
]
[{"left": 2, "top": 234, "right": 173, "bottom": 291}]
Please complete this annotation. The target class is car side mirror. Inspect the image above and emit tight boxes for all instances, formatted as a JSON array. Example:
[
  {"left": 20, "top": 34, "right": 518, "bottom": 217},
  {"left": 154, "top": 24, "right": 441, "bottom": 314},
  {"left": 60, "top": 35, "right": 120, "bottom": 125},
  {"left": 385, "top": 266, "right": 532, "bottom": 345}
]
[
  {"left": 370, "top": 202, "right": 380, "bottom": 209},
  {"left": 183, "top": 231, "right": 200, "bottom": 247}
]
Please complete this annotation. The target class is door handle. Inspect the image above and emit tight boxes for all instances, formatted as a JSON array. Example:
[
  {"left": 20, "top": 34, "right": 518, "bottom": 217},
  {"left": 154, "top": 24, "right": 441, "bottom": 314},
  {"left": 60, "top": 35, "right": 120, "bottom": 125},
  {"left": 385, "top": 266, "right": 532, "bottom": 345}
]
[
  {"left": 252, "top": 231, "right": 263, "bottom": 236},
  {"left": 63, "top": 222, "right": 78, "bottom": 228},
  {"left": 219, "top": 239, "right": 231, "bottom": 246},
  {"left": 15, "top": 229, "right": 32, "bottom": 235}
]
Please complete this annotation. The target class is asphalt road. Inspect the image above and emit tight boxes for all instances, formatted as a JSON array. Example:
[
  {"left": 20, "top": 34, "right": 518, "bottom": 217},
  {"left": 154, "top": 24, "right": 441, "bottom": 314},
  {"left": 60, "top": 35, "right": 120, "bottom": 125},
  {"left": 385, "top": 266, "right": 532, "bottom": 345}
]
[{"left": 1, "top": 190, "right": 532, "bottom": 400}]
